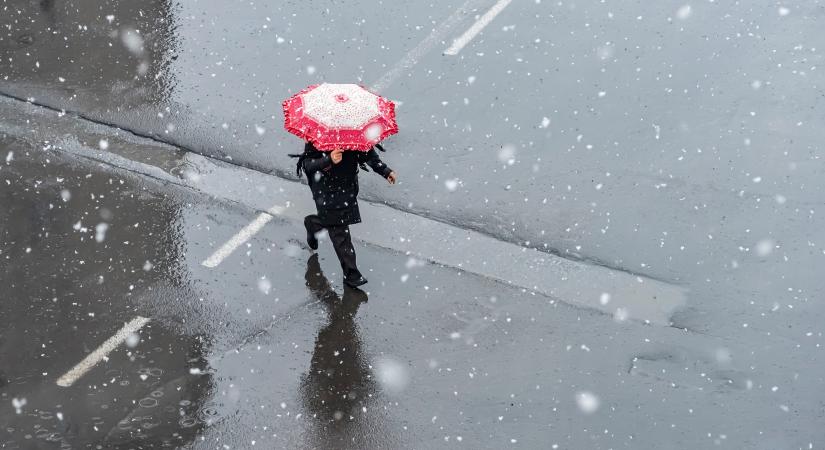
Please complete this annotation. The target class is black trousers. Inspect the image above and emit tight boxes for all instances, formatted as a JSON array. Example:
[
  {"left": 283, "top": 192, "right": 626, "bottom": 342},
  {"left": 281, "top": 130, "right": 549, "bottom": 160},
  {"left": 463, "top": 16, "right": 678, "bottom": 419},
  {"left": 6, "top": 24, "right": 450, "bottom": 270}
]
[{"left": 304, "top": 215, "right": 362, "bottom": 279}]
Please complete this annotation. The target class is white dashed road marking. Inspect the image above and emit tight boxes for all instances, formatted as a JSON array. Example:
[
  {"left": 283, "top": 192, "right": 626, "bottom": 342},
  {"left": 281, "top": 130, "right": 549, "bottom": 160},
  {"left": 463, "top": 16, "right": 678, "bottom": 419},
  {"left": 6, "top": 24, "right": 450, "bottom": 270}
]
[
  {"left": 371, "top": 0, "right": 484, "bottom": 91},
  {"left": 201, "top": 204, "right": 285, "bottom": 267},
  {"left": 443, "top": 0, "right": 513, "bottom": 56},
  {"left": 56, "top": 316, "right": 150, "bottom": 387}
]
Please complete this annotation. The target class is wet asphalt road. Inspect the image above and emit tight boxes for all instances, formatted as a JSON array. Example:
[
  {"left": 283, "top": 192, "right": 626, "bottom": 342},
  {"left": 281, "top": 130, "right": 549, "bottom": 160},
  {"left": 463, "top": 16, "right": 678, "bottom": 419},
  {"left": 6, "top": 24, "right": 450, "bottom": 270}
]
[
  {"left": 2, "top": 136, "right": 819, "bottom": 450},
  {"left": 2, "top": 0, "right": 825, "bottom": 448},
  {"left": 1, "top": 102, "right": 823, "bottom": 450}
]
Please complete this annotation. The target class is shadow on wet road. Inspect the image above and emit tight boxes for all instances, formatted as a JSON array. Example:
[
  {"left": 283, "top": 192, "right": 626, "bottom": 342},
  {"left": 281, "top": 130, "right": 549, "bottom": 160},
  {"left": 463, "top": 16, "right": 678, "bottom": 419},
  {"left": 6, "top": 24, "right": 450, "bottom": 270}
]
[{"left": 299, "top": 254, "right": 376, "bottom": 450}]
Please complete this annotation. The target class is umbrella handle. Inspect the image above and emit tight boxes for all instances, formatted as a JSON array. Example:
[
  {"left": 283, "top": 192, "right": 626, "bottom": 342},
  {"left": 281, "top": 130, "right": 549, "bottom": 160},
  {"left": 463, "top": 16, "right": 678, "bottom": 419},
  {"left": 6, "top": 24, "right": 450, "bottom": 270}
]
[{"left": 375, "top": 143, "right": 386, "bottom": 152}]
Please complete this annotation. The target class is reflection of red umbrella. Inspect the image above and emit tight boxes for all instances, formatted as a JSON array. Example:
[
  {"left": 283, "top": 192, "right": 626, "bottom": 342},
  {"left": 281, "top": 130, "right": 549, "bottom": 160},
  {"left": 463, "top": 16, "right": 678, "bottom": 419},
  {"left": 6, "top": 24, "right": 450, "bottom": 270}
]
[{"left": 282, "top": 83, "right": 398, "bottom": 151}]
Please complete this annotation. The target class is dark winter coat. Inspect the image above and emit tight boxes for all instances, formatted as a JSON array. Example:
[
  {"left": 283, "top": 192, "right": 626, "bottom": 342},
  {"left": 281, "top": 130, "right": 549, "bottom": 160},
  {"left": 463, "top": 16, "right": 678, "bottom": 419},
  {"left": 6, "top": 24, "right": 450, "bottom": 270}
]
[{"left": 300, "top": 143, "right": 393, "bottom": 226}]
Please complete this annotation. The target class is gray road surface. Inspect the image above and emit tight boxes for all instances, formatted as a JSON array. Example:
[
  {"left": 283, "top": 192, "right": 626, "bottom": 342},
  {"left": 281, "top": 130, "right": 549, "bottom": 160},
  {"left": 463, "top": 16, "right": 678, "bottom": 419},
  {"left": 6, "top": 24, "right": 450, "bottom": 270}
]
[{"left": 1, "top": 0, "right": 824, "bottom": 448}]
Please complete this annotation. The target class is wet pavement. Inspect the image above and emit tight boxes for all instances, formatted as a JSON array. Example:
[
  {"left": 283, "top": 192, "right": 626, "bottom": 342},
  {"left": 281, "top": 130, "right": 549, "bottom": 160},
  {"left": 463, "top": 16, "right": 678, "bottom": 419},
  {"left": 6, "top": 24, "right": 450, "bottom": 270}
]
[
  {"left": 1, "top": 98, "right": 823, "bottom": 449},
  {"left": 2, "top": 0, "right": 825, "bottom": 448}
]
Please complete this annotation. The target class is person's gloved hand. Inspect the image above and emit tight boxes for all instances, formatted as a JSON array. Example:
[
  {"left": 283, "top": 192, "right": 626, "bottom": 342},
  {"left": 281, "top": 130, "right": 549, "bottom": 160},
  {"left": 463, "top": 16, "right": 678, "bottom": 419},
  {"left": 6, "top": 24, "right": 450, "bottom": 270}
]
[{"left": 387, "top": 171, "right": 397, "bottom": 185}]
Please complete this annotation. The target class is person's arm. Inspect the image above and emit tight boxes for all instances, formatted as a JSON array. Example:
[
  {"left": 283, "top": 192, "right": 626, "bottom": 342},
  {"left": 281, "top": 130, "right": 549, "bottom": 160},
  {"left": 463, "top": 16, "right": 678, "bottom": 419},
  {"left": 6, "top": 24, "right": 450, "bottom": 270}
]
[
  {"left": 360, "top": 148, "right": 393, "bottom": 178},
  {"left": 302, "top": 153, "right": 333, "bottom": 172}
]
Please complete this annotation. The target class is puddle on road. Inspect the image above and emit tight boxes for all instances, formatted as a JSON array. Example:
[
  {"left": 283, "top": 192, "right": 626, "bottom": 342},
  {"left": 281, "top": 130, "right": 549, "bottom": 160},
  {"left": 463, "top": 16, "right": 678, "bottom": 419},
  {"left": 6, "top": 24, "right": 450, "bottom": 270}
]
[
  {"left": 1, "top": 324, "right": 216, "bottom": 449},
  {"left": 0, "top": 136, "right": 219, "bottom": 448}
]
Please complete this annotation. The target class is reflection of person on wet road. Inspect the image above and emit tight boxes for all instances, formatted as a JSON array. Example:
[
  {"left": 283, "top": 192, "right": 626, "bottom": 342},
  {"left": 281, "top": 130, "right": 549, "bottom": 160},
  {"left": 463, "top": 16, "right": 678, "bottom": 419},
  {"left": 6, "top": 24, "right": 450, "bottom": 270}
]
[
  {"left": 294, "top": 142, "right": 397, "bottom": 288},
  {"left": 299, "top": 254, "right": 376, "bottom": 449}
]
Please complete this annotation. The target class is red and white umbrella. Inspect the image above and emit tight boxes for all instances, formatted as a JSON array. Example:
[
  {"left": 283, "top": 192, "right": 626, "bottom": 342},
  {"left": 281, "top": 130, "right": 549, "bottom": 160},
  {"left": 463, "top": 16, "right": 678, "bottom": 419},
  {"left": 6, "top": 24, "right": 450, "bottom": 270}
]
[{"left": 282, "top": 83, "right": 398, "bottom": 151}]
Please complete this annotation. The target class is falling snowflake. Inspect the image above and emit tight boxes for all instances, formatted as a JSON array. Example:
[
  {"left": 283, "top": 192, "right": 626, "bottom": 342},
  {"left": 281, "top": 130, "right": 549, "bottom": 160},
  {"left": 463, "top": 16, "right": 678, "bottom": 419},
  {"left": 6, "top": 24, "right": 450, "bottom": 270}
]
[
  {"left": 125, "top": 332, "right": 140, "bottom": 348},
  {"left": 95, "top": 223, "right": 109, "bottom": 243},
  {"left": 575, "top": 391, "right": 600, "bottom": 414},
  {"left": 120, "top": 28, "right": 144, "bottom": 56},
  {"left": 374, "top": 358, "right": 410, "bottom": 395},
  {"left": 258, "top": 278, "right": 272, "bottom": 295},
  {"left": 12, "top": 398, "right": 26, "bottom": 414},
  {"left": 365, "top": 123, "right": 383, "bottom": 141},
  {"left": 539, "top": 117, "right": 551, "bottom": 128},
  {"left": 498, "top": 145, "right": 516, "bottom": 165},
  {"left": 755, "top": 239, "right": 774, "bottom": 257}
]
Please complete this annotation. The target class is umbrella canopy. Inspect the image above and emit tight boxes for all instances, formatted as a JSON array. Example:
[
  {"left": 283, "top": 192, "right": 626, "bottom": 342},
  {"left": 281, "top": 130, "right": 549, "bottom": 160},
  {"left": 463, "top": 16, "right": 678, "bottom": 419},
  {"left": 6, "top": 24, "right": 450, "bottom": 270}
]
[{"left": 282, "top": 83, "right": 398, "bottom": 151}]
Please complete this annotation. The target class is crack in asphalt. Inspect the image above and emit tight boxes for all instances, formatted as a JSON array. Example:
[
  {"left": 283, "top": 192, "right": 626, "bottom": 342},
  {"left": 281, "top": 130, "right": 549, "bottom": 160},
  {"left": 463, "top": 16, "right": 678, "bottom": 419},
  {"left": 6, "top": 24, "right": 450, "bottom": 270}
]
[{"left": 0, "top": 89, "right": 674, "bottom": 285}]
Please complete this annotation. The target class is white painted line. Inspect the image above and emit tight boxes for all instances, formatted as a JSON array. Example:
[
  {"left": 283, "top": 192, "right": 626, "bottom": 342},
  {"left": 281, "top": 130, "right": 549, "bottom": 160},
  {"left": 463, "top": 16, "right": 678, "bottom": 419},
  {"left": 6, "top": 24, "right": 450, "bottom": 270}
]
[
  {"left": 371, "top": 0, "right": 482, "bottom": 91},
  {"left": 201, "top": 205, "right": 284, "bottom": 268},
  {"left": 443, "top": 0, "right": 513, "bottom": 56},
  {"left": 56, "top": 316, "right": 150, "bottom": 387}
]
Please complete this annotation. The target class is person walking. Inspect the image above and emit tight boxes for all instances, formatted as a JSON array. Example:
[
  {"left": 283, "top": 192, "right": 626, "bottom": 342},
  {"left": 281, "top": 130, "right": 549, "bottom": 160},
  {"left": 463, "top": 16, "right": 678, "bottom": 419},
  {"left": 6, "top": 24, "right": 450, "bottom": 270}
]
[
  {"left": 294, "top": 142, "right": 397, "bottom": 287},
  {"left": 282, "top": 83, "right": 400, "bottom": 287}
]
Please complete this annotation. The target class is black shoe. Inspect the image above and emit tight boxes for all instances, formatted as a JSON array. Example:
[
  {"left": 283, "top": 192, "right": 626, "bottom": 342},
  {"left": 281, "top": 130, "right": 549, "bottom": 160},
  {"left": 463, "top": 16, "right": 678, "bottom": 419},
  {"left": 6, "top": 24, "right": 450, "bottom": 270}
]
[
  {"left": 304, "top": 217, "right": 318, "bottom": 250},
  {"left": 344, "top": 275, "right": 368, "bottom": 288}
]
